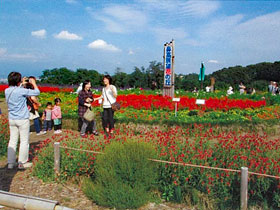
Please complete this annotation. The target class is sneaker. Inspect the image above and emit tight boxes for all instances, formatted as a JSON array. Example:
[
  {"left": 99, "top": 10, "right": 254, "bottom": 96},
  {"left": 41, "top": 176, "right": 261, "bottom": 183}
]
[
  {"left": 93, "top": 131, "right": 99, "bottom": 136},
  {"left": 109, "top": 128, "right": 114, "bottom": 134},
  {"left": 18, "top": 162, "right": 32, "bottom": 170},
  {"left": 42, "top": 131, "right": 47, "bottom": 134},
  {"left": 57, "top": 130, "right": 62, "bottom": 133},
  {"left": 8, "top": 163, "right": 16, "bottom": 169},
  {"left": 36, "top": 132, "right": 43, "bottom": 136},
  {"left": 54, "top": 130, "right": 60, "bottom": 134}
]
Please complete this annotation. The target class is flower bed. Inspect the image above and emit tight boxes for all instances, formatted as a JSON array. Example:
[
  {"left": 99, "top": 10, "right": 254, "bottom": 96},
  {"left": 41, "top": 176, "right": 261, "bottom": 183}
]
[
  {"left": 34, "top": 92, "right": 275, "bottom": 126},
  {"left": 31, "top": 123, "right": 280, "bottom": 209}
]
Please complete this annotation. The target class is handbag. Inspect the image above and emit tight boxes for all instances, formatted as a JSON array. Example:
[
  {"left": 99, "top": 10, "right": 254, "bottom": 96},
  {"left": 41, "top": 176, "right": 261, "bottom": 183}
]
[
  {"left": 111, "top": 102, "right": 121, "bottom": 111},
  {"left": 29, "top": 110, "right": 40, "bottom": 120},
  {"left": 104, "top": 87, "right": 120, "bottom": 111},
  {"left": 83, "top": 108, "right": 95, "bottom": 122},
  {"left": 53, "top": 118, "right": 62, "bottom": 125}
]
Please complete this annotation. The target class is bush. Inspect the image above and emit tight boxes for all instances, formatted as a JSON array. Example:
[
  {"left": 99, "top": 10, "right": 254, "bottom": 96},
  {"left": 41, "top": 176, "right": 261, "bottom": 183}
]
[
  {"left": 0, "top": 115, "right": 9, "bottom": 158},
  {"left": 83, "top": 141, "right": 158, "bottom": 209}
]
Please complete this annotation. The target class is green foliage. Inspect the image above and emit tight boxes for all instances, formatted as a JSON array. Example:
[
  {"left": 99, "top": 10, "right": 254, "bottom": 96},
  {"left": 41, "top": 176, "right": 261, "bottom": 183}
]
[
  {"left": 32, "top": 144, "right": 55, "bottom": 181},
  {"left": 32, "top": 131, "right": 103, "bottom": 182},
  {"left": 210, "top": 61, "right": 280, "bottom": 90},
  {"left": 38, "top": 61, "right": 280, "bottom": 91},
  {"left": 0, "top": 115, "right": 9, "bottom": 158},
  {"left": 85, "top": 141, "right": 158, "bottom": 209}
]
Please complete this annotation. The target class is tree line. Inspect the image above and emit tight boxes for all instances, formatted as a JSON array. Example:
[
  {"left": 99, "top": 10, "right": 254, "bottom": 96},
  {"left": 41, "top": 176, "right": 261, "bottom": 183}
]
[{"left": 39, "top": 61, "right": 280, "bottom": 91}]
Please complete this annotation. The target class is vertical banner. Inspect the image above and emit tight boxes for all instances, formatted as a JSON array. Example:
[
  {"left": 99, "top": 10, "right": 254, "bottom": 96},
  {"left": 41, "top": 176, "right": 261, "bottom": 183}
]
[
  {"left": 163, "top": 40, "right": 175, "bottom": 98},
  {"left": 199, "top": 62, "right": 205, "bottom": 81},
  {"left": 164, "top": 45, "right": 172, "bottom": 87}
]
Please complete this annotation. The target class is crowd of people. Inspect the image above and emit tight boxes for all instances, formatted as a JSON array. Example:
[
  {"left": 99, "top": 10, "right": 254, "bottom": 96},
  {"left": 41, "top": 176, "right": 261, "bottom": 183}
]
[{"left": 4, "top": 72, "right": 117, "bottom": 170}]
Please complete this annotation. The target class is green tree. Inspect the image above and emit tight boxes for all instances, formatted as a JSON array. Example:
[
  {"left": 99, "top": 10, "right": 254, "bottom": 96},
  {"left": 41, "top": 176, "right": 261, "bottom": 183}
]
[
  {"left": 112, "top": 67, "right": 129, "bottom": 88},
  {"left": 40, "top": 67, "right": 76, "bottom": 85},
  {"left": 146, "top": 61, "right": 164, "bottom": 89},
  {"left": 127, "top": 66, "right": 146, "bottom": 88}
]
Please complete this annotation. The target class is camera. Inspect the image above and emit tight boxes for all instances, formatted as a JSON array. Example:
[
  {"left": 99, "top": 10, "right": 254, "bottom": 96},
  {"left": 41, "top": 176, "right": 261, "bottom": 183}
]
[{"left": 25, "top": 78, "right": 29, "bottom": 83}]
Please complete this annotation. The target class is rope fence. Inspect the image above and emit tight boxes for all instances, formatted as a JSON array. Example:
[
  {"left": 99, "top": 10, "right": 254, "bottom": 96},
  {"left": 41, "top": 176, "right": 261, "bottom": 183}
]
[{"left": 53, "top": 142, "right": 280, "bottom": 210}]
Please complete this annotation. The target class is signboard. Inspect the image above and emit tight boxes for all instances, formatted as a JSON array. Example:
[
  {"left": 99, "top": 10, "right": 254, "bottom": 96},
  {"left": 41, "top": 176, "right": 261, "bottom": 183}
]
[
  {"left": 164, "top": 45, "right": 172, "bottom": 87},
  {"left": 172, "top": 98, "right": 180, "bottom": 102},
  {"left": 196, "top": 99, "right": 205, "bottom": 105}
]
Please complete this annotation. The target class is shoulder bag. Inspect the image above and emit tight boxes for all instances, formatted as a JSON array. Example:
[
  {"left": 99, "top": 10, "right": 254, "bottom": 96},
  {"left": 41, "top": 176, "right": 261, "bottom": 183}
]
[
  {"left": 104, "top": 88, "right": 120, "bottom": 111},
  {"left": 83, "top": 107, "right": 95, "bottom": 122}
]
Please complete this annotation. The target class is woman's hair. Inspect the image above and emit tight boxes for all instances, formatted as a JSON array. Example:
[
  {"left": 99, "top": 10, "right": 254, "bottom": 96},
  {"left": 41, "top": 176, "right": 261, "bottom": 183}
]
[
  {"left": 8, "top": 72, "right": 22, "bottom": 86},
  {"left": 54, "top": 98, "right": 61, "bottom": 104},
  {"left": 24, "top": 82, "right": 34, "bottom": 89},
  {"left": 103, "top": 74, "right": 112, "bottom": 85},
  {"left": 82, "top": 80, "right": 91, "bottom": 91}
]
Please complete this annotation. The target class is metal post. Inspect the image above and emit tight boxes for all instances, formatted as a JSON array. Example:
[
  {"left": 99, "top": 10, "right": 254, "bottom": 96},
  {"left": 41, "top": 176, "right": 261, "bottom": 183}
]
[
  {"left": 241, "top": 167, "right": 248, "bottom": 210},
  {"left": 54, "top": 142, "right": 60, "bottom": 174}
]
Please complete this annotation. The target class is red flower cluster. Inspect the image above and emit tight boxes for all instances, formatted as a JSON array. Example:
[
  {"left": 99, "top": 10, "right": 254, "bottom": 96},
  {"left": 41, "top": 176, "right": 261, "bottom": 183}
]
[
  {"left": 107, "top": 95, "right": 266, "bottom": 111},
  {"left": 0, "top": 85, "right": 8, "bottom": 92},
  {"left": 0, "top": 85, "right": 73, "bottom": 93},
  {"left": 38, "top": 86, "right": 74, "bottom": 92}
]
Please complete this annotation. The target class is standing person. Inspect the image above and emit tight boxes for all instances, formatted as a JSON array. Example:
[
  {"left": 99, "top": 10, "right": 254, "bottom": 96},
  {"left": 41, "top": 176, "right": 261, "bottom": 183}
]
[
  {"left": 78, "top": 80, "right": 98, "bottom": 137},
  {"left": 94, "top": 75, "right": 117, "bottom": 135},
  {"left": 52, "top": 98, "right": 62, "bottom": 134},
  {"left": 41, "top": 102, "right": 53, "bottom": 133},
  {"left": 268, "top": 81, "right": 273, "bottom": 93},
  {"left": 24, "top": 81, "right": 43, "bottom": 135},
  {"left": 239, "top": 82, "right": 246, "bottom": 94},
  {"left": 5, "top": 72, "right": 40, "bottom": 169}
]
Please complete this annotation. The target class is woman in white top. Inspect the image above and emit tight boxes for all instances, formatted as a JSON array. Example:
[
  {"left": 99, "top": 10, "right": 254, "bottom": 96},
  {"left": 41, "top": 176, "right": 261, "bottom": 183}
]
[{"left": 94, "top": 75, "right": 117, "bottom": 134}]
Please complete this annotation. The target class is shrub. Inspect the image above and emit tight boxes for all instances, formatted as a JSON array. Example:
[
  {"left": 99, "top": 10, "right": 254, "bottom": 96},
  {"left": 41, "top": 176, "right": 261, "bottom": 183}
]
[
  {"left": 0, "top": 115, "right": 9, "bottom": 158},
  {"left": 32, "top": 130, "right": 104, "bottom": 182},
  {"left": 83, "top": 140, "right": 158, "bottom": 209}
]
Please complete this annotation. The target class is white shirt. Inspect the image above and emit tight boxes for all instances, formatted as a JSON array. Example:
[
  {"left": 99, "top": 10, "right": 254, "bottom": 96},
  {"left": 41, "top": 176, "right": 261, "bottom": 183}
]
[{"left": 102, "top": 85, "right": 117, "bottom": 108}]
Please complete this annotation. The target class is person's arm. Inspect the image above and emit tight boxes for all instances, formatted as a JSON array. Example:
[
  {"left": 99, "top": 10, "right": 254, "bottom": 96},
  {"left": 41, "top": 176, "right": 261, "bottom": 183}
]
[
  {"left": 78, "top": 92, "right": 91, "bottom": 107},
  {"left": 93, "top": 89, "right": 104, "bottom": 101},
  {"left": 110, "top": 85, "right": 117, "bottom": 98},
  {"left": 22, "top": 78, "right": 40, "bottom": 96},
  {"left": 42, "top": 110, "right": 46, "bottom": 120},
  {"left": 30, "top": 96, "right": 41, "bottom": 107}
]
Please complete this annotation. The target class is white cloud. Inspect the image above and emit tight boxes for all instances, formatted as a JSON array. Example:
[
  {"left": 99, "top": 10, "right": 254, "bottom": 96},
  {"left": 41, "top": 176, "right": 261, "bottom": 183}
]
[
  {"left": 31, "top": 29, "right": 46, "bottom": 39},
  {"left": 0, "top": 48, "right": 43, "bottom": 61},
  {"left": 88, "top": 39, "right": 121, "bottom": 52},
  {"left": 9, "top": 53, "right": 37, "bottom": 59},
  {"left": 65, "top": 0, "right": 77, "bottom": 4},
  {"left": 231, "top": 11, "right": 280, "bottom": 52},
  {"left": 152, "top": 27, "right": 188, "bottom": 43},
  {"left": 94, "top": 5, "right": 148, "bottom": 33},
  {"left": 179, "top": 0, "right": 220, "bottom": 18},
  {"left": 200, "top": 14, "right": 243, "bottom": 42},
  {"left": 139, "top": 0, "right": 220, "bottom": 18},
  {"left": 128, "top": 50, "right": 134, "bottom": 55},
  {"left": 0, "top": 48, "right": 7, "bottom": 56},
  {"left": 54, "top": 30, "right": 82, "bottom": 40},
  {"left": 208, "top": 60, "right": 219, "bottom": 64}
]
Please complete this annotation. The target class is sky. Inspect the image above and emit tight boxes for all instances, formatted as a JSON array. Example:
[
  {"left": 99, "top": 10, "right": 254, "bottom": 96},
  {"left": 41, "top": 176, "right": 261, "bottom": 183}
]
[{"left": 0, "top": 0, "right": 280, "bottom": 78}]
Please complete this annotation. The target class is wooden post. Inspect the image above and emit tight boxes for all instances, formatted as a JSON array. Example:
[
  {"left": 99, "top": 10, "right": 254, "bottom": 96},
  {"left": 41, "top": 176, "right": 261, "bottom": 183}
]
[
  {"left": 241, "top": 167, "right": 248, "bottom": 210},
  {"left": 54, "top": 142, "right": 60, "bottom": 174}
]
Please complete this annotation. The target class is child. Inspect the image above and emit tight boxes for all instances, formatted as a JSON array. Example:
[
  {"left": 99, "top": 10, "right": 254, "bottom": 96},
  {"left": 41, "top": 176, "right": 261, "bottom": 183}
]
[
  {"left": 52, "top": 98, "right": 62, "bottom": 134},
  {"left": 42, "top": 102, "right": 52, "bottom": 133}
]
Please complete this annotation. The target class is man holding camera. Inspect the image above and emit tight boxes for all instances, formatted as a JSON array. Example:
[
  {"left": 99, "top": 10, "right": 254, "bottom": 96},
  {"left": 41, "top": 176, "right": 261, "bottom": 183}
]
[{"left": 5, "top": 72, "right": 40, "bottom": 170}]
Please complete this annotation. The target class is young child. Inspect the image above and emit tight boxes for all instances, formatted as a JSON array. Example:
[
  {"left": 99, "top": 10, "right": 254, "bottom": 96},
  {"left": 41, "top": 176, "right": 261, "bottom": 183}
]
[
  {"left": 52, "top": 98, "right": 62, "bottom": 134},
  {"left": 42, "top": 102, "right": 52, "bottom": 133}
]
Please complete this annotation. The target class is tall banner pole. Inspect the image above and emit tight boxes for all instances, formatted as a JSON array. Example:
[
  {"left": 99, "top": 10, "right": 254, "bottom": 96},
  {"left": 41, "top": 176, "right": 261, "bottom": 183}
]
[{"left": 163, "top": 40, "right": 175, "bottom": 98}]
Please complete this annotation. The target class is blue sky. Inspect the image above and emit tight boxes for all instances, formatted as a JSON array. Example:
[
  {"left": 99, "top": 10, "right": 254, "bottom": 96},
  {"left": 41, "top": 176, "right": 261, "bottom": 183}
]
[{"left": 0, "top": 0, "right": 280, "bottom": 78}]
